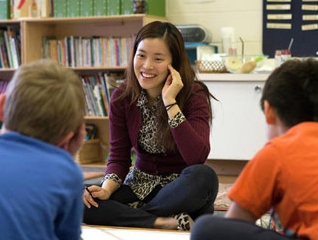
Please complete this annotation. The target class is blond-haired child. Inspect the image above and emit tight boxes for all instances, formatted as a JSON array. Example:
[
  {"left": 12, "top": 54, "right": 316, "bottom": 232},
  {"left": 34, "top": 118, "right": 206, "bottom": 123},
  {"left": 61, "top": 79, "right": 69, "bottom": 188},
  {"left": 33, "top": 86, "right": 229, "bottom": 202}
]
[{"left": 0, "top": 59, "right": 86, "bottom": 240}]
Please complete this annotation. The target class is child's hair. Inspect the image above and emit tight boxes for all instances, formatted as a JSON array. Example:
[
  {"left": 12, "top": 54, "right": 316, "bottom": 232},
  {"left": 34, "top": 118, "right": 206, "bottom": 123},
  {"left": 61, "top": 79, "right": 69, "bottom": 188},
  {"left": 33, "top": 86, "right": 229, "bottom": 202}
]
[
  {"left": 4, "top": 59, "right": 85, "bottom": 145},
  {"left": 261, "top": 58, "right": 318, "bottom": 127},
  {"left": 116, "top": 21, "right": 215, "bottom": 151}
]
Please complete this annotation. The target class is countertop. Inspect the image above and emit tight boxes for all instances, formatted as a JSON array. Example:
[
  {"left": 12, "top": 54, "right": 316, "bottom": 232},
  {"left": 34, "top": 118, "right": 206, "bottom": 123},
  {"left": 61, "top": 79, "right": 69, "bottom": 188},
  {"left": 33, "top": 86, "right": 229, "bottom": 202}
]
[{"left": 197, "top": 73, "right": 270, "bottom": 82}]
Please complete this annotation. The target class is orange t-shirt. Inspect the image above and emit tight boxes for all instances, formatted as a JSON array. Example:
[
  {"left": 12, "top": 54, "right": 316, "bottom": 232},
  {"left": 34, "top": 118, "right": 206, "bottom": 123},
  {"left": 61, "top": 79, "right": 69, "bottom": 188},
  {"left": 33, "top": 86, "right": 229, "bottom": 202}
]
[
  {"left": 0, "top": 93, "right": 5, "bottom": 121},
  {"left": 228, "top": 122, "right": 318, "bottom": 240}
]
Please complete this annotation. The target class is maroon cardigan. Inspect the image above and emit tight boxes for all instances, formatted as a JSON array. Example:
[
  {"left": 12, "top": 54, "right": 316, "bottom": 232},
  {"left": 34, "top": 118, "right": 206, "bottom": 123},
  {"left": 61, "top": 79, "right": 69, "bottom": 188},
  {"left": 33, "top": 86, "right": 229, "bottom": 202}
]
[{"left": 105, "top": 84, "right": 211, "bottom": 181}]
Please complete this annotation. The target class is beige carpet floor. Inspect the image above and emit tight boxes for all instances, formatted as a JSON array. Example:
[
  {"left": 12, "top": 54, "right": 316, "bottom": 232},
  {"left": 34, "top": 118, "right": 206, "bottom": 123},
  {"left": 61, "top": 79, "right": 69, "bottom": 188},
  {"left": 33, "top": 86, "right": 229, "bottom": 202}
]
[{"left": 215, "top": 183, "right": 232, "bottom": 210}]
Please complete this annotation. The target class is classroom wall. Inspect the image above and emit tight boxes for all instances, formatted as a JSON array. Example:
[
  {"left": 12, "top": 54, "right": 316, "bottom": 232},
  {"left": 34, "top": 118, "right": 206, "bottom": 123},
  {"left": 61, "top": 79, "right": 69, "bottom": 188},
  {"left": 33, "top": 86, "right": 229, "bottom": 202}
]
[{"left": 166, "top": 0, "right": 263, "bottom": 55}]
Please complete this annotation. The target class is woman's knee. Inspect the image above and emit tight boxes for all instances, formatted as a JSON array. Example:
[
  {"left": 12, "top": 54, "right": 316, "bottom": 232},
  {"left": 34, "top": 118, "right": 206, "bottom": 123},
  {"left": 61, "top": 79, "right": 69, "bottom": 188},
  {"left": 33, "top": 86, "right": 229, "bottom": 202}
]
[{"left": 184, "top": 165, "right": 218, "bottom": 190}]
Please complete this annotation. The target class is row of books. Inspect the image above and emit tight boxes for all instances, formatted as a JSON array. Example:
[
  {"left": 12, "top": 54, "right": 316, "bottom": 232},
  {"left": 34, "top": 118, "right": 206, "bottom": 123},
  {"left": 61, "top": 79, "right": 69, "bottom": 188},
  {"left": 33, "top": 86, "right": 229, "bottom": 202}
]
[
  {"left": 0, "top": 26, "right": 20, "bottom": 69},
  {"left": 42, "top": 35, "right": 134, "bottom": 68},
  {"left": 82, "top": 73, "right": 125, "bottom": 117},
  {"left": 54, "top": 0, "right": 135, "bottom": 18},
  {"left": 0, "top": 73, "right": 122, "bottom": 118}
]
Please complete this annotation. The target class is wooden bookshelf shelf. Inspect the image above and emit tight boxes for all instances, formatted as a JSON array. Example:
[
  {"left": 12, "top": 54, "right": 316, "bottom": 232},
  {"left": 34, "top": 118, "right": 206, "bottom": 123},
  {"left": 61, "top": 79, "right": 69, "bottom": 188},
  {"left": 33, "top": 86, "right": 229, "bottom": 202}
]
[
  {"left": 72, "top": 66, "right": 127, "bottom": 72},
  {"left": 0, "top": 14, "right": 167, "bottom": 163},
  {"left": 84, "top": 116, "right": 109, "bottom": 120},
  {"left": 0, "top": 69, "right": 15, "bottom": 80}
]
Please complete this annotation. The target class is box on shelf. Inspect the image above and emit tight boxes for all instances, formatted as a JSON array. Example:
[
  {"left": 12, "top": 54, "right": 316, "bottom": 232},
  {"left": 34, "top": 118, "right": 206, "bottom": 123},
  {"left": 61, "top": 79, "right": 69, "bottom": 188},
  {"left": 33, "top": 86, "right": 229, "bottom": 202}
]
[
  {"left": 94, "top": 0, "right": 107, "bottom": 16},
  {"left": 77, "top": 139, "right": 108, "bottom": 164},
  {"left": 0, "top": 0, "right": 10, "bottom": 20},
  {"left": 106, "top": 0, "right": 120, "bottom": 16}
]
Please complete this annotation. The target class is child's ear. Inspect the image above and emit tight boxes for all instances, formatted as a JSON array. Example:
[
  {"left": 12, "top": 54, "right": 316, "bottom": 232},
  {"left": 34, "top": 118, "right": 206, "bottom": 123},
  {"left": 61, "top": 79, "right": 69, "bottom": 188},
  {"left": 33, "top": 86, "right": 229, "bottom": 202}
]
[
  {"left": 56, "top": 132, "right": 74, "bottom": 151},
  {"left": 264, "top": 100, "right": 276, "bottom": 124}
]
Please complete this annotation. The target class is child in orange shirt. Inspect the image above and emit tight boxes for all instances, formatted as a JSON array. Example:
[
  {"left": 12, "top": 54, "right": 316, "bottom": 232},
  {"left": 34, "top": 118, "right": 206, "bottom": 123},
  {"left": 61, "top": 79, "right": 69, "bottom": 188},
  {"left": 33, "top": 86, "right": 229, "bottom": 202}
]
[{"left": 191, "top": 58, "right": 318, "bottom": 240}]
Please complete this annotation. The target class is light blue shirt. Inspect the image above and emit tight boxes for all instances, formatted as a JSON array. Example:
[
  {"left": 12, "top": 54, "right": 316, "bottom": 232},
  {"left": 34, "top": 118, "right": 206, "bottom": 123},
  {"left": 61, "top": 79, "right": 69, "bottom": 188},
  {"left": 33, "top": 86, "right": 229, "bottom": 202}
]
[{"left": 0, "top": 132, "right": 84, "bottom": 240}]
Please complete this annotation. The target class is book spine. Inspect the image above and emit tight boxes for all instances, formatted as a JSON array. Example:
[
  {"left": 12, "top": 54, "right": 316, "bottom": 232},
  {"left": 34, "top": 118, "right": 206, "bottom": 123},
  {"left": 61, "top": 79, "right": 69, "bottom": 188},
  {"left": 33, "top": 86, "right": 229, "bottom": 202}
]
[
  {"left": 80, "top": 0, "right": 93, "bottom": 17},
  {"left": 0, "top": 33, "right": 9, "bottom": 68},
  {"left": 94, "top": 0, "right": 107, "bottom": 16},
  {"left": 106, "top": 0, "right": 120, "bottom": 16},
  {"left": 0, "top": 0, "right": 10, "bottom": 20},
  {"left": 54, "top": 0, "right": 68, "bottom": 18},
  {"left": 3, "top": 30, "right": 13, "bottom": 68},
  {"left": 68, "top": 0, "right": 80, "bottom": 17},
  {"left": 81, "top": 77, "right": 94, "bottom": 116},
  {"left": 121, "top": 0, "right": 133, "bottom": 15}
]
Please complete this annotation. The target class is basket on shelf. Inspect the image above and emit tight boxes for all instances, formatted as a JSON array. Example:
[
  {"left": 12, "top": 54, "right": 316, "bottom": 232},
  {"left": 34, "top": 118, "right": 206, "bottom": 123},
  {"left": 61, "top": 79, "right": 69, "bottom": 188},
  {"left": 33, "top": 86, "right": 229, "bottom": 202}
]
[
  {"left": 195, "top": 60, "right": 227, "bottom": 73},
  {"left": 77, "top": 139, "right": 108, "bottom": 165}
]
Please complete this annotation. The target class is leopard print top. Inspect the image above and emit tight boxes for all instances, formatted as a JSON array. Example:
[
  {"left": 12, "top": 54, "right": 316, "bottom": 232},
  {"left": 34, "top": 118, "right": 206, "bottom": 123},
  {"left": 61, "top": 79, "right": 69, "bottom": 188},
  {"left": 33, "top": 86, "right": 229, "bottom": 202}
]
[{"left": 104, "top": 90, "right": 185, "bottom": 200}]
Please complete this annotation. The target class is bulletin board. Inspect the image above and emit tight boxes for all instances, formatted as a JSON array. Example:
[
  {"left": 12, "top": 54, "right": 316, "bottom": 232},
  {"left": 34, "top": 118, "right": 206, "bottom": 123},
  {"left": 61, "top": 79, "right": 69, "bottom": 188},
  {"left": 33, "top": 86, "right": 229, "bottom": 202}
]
[{"left": 263, "top": 0, "right": 318, "bottom": 58}]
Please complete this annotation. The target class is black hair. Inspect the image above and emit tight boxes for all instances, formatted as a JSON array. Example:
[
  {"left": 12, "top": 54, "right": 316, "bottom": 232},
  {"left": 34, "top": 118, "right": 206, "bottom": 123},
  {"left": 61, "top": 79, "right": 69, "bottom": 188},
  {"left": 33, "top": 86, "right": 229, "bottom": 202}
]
[{"left": 260, "top": 58, "right": 318, "bottom": 127}]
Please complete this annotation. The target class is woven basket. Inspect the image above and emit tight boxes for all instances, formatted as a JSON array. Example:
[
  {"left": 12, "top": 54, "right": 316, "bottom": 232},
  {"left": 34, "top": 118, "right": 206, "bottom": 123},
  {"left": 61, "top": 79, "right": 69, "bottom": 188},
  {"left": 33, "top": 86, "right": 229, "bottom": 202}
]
[
  {"left": 195, "top": 60, "right": 227, "bottom": 73},
  {"left": 77, "top": 139, "right": 107, "bottom": 164}
]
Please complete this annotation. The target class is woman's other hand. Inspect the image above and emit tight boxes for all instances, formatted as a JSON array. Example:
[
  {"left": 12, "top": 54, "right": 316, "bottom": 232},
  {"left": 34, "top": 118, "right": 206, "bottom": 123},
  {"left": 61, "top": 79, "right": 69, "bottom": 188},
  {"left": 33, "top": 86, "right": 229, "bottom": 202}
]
[{"left": 83, "top": 185, "right": 111, "bottom": 208}]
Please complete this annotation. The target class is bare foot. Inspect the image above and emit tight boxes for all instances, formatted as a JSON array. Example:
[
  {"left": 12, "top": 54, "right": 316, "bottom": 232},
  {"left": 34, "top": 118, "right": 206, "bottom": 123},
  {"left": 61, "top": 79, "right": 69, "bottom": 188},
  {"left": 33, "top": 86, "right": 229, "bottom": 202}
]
[{"left": 153, "top": 217, "right": 178, "bottom": 230}]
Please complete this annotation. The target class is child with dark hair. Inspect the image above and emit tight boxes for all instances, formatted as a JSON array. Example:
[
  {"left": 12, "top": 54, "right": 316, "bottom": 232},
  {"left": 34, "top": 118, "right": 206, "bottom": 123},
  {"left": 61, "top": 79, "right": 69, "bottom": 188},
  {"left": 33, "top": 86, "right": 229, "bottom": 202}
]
[{"left": 191, "top": 58, "right": 318, "bottom": 240}]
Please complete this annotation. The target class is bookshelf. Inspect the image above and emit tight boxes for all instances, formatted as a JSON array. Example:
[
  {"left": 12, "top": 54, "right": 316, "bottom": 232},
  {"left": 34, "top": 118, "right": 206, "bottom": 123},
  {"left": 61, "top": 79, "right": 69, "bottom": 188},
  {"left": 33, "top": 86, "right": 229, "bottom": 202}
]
[{"left": 0, "top": 14, "right": 167, "bottom": 163}]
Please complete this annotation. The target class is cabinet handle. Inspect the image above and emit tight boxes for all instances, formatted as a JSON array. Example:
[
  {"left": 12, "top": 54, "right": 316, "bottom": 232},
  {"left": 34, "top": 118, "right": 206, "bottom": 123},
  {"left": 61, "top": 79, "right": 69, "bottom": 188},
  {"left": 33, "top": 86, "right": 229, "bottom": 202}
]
[{"left": 254, "top": 85, "right": 262, "bottom": 93}]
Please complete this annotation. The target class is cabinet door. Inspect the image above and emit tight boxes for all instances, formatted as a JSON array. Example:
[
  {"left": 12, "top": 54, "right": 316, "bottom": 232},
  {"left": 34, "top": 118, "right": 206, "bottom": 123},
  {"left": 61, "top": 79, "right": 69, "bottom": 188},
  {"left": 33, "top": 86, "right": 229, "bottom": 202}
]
[{"left": 206, "top": 81, "right": 267, "bottom": 160}]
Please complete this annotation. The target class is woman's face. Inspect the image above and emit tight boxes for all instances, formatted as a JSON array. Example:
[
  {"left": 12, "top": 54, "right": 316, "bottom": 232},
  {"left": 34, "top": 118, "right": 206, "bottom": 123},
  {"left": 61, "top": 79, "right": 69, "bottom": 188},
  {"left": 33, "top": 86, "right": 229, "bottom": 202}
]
[{"left": 133, "top": 38, "right": 172, "bottom": 99}]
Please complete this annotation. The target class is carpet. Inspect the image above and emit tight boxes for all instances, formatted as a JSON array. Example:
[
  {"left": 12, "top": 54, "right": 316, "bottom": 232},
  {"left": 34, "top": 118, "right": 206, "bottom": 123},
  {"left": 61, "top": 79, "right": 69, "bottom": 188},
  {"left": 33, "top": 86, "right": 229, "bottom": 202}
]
[
  {"left": 214, "top": 183, "right": 232, "bottom": 211},
  {"left": 83, "top": 172, "right": 104, "bottom": 180}
]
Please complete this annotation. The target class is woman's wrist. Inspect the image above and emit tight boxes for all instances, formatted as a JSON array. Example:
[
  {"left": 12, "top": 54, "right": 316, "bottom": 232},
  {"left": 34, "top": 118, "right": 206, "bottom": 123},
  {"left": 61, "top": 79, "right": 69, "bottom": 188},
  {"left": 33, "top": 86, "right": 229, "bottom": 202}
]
[{"left": 165, "top": 102, "right": 178, "bottom": 111}]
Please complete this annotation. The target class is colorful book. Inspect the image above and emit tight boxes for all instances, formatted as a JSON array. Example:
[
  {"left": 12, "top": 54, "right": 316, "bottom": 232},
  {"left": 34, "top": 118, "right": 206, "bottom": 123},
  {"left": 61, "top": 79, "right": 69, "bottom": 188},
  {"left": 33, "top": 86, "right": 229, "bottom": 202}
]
[
  {"left": 81, "top": 77, "right": 94, "bottom": 116},
  {"left": 0, "top": 33, "right": 9, "bottom": 68},
  {"left": 7, "top": 26, "right": 20, "bottom": 68},
  {"left": 49, "top": 38, "right": 58, "bottom": 62},
  {"left": 3, "top": 30, "right": 13, "bottom": 68}
]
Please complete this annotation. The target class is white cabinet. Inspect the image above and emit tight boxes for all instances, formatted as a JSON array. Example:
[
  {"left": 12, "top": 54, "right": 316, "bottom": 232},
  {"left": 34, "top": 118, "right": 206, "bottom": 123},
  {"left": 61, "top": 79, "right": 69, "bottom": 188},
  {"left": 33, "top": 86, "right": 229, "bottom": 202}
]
[{"left": 198, "top": 74, "right": 269, "bottom": 161}]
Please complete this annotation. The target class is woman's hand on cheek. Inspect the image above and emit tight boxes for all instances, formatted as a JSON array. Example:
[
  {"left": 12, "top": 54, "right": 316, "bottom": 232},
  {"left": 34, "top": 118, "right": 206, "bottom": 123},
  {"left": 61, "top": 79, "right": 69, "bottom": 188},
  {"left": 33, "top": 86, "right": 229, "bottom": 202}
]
[{"left": 162, "top": 65, "right": 183, "bottom": 105}]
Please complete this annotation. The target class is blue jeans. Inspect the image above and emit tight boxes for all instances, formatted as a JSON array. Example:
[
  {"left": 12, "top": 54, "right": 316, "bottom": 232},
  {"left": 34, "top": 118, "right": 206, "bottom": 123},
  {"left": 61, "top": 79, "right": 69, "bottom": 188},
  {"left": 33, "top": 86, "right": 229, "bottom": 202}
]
[
  {"left": 191, "top": 215, "right": 301, "bottom": 240},
  {"left": 83, "top": 164, "right": 219, "bottom": 228}
]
